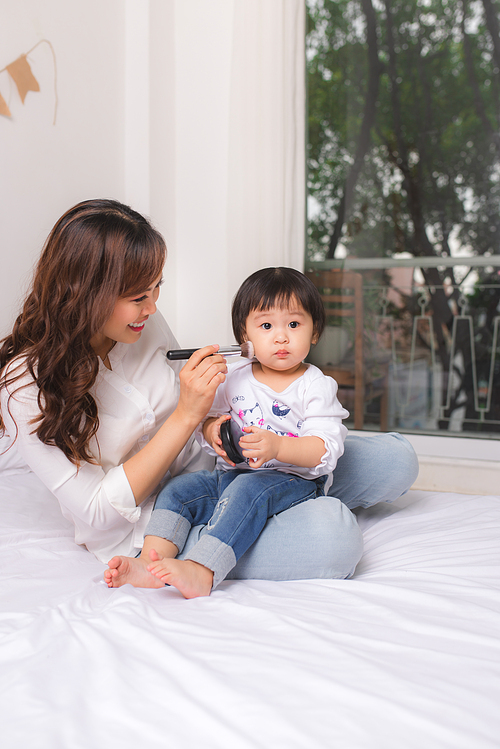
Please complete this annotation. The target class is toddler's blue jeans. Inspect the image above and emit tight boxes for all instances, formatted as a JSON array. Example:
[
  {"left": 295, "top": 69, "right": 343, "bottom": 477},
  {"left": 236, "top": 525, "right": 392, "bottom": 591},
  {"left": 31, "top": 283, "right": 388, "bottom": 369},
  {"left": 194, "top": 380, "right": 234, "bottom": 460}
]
[
  {"left": 146, "top": 468, "right": 327, "bottom": 588},
  {"left": 142, "top": 433, "right": 418, "bottom": 587}
]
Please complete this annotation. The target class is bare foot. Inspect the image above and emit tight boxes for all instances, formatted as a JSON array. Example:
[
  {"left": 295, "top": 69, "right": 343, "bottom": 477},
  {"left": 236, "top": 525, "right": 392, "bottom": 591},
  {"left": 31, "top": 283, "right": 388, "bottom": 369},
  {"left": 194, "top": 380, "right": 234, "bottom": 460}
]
[
  {"left": 147, "top": 558, "right": 214, "bottom": 598},
  {"left": 105, "top": 551, "right": 166, "bottom": 589}
]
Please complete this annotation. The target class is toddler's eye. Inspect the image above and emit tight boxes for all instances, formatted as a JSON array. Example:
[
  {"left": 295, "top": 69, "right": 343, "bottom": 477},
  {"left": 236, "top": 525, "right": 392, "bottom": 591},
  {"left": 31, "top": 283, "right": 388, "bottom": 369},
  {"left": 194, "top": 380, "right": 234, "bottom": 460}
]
[
  {"left": 289, "top": 321, "right": 299, "bottom": 328},
  {"left": 262, "top": 322, "right": 272, "bottom": 330}
]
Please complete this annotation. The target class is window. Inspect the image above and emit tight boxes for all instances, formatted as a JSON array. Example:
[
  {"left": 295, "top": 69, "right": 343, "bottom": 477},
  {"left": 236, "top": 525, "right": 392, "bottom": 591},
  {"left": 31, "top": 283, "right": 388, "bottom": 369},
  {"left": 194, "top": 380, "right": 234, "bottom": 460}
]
[{"left": 306, "top": 0, "right": 500, "bottom": 442}]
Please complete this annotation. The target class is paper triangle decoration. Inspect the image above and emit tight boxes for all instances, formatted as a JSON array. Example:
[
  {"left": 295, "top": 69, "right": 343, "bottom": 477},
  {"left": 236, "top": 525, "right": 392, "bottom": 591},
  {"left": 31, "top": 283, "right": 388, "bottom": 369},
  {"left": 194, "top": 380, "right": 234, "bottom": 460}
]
[
  {"left": 0, "top": 90, "right": 11, "bottom": 117},
  {"left": 6, "top": 55, "right": 40, "bottom": 103}
]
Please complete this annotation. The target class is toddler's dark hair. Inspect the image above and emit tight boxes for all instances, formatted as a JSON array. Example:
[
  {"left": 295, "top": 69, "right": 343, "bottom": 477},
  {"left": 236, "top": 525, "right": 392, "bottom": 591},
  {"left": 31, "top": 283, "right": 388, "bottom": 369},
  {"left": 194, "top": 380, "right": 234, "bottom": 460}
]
[{"left": 231, "top": 267, "right": 326, "bottom": 344}]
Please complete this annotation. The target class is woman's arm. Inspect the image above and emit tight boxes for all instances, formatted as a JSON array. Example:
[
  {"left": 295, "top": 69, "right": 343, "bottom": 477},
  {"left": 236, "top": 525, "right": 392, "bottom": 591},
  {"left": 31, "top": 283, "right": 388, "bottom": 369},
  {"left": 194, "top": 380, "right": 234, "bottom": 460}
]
[
  {"left": 123, "top": 345, "right": 226, "bottom": 504},
  {"left": 0, "top": 344, "right": 225, "bottom": 530}
]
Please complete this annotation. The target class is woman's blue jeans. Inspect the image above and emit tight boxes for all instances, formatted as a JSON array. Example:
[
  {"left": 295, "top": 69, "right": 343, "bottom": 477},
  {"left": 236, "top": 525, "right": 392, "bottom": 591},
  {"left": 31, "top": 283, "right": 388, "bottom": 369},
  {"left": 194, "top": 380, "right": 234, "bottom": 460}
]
[
  {"left": 169, "top": 433, "right": 418, "bottom": 584},
  {"left": 147, "top": 469, "right": 327, "bottom": 588}
]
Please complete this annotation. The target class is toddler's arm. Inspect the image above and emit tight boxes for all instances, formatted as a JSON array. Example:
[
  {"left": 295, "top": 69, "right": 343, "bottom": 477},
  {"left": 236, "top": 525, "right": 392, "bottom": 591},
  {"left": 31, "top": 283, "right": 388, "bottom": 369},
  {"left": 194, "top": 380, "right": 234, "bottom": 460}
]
[
  {"left": 237, "top": 369, "right": 348, "bottom": 475},
  {"left": 239, "top": 427, "right": 325, "bottom": 469}
]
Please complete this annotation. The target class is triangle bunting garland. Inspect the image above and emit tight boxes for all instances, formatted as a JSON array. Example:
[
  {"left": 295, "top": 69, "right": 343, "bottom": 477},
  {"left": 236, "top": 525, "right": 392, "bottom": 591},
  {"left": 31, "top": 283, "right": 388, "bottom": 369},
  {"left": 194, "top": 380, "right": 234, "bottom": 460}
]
[
  {"left": 6, "top": 55, "right": 40, "bottom": 103},
  {"left": 0, "top": 90, "right": 11, "bottom": 117},
  {"left": 0, "top": 40, "right": 57, "bottom": 123}
]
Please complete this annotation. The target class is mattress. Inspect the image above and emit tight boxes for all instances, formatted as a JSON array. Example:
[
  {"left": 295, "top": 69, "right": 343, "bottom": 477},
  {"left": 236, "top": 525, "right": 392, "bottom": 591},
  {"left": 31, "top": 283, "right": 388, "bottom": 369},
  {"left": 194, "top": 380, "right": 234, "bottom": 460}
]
[{"left": 1, "top": 469, "right": 499, "bottom": 748}]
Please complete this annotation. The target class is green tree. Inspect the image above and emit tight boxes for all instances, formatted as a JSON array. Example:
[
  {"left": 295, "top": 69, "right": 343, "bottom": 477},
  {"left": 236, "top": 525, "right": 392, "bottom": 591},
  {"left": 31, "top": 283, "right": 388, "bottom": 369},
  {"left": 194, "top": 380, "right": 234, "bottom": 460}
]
[{"left": 307, "top": 0, "right": 500, "bottom": 430}]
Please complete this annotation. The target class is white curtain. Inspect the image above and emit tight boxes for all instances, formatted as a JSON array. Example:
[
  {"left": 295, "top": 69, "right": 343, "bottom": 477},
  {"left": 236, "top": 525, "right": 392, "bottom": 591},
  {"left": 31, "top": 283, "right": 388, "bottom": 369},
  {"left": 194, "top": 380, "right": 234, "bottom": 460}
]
[
  {"left": 147, "top": 0, "right": 306, "bottom": 344},
  {"left": 226, "top": 0, "right": 306, "bottom": 297}
]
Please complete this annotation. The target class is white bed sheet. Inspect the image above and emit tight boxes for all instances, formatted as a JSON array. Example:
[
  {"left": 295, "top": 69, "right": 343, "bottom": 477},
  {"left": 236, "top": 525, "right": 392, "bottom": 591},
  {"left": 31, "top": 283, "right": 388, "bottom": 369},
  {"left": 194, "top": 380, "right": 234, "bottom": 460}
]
[{"left": 1, "top": 469, "right": 499, "bottom": 749}]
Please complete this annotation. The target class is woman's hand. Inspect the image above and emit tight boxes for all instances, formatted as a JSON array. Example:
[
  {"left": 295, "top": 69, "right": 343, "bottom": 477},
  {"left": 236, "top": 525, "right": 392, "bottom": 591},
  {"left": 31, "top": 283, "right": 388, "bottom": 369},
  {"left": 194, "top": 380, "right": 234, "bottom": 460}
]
[
  {"left": 203, "top": 414, "right": 235, "bottom": 466},
  {"left": 176, "top": 345, "right": 227, "bottom": 428},
  {"left": 124, "top": 345, "right": 226, "bottom": 505}
]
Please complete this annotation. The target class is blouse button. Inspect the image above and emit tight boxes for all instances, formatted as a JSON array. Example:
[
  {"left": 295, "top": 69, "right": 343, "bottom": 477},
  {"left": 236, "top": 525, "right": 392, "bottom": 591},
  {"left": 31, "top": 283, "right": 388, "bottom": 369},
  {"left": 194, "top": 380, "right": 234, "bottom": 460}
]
[
  {"left": 124, "top": 385, "right": 132, "bottom": 394},
  {"left": 145, "top": 412, "right": 154, "bottom": 422}
]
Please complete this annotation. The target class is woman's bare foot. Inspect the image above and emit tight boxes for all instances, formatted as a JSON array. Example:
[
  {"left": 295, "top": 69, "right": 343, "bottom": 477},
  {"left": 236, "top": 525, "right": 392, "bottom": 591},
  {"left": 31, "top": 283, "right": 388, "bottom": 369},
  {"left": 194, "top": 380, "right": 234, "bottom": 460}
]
[
  {"left": 104, "top": 550, "right": 166, "bottom": 589},
  {"left": 147, "top": 558, "right": 214, "bottom": 598}
]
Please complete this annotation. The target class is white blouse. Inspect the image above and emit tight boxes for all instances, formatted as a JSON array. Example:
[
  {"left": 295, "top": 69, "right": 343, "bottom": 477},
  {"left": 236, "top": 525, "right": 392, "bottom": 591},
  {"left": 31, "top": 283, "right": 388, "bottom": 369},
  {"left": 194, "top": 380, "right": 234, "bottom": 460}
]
[{"left": 0, "top": 313, "right": 212, "bottom": 562}]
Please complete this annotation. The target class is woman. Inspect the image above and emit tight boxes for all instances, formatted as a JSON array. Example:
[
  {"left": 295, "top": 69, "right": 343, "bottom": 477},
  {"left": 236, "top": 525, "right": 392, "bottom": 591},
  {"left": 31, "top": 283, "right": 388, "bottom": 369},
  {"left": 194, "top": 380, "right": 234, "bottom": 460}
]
[{"left": 0, "top": 199, "right": 418, "bottom": 584}]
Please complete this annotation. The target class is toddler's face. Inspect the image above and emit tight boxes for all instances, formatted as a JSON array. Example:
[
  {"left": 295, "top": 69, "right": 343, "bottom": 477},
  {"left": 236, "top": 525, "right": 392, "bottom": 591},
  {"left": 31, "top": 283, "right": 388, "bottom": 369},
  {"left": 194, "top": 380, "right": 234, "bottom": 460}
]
[{"left": 244, "top": 298, "right": 317, "bottom": 374}]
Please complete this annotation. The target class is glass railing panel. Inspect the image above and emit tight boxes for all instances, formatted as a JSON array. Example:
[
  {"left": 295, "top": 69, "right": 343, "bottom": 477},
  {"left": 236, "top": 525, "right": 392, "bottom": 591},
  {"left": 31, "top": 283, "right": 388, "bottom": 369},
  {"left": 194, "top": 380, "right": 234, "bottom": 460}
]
[{"left": 306, "top": 258, "right": 500, "bottom": 438}]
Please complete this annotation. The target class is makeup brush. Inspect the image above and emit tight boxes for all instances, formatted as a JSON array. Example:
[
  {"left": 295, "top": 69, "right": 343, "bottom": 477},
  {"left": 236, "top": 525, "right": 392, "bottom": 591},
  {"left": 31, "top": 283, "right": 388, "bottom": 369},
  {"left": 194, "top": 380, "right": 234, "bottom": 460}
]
[{"left": 166, "top": 342, "right": 254, "bottom": 361}]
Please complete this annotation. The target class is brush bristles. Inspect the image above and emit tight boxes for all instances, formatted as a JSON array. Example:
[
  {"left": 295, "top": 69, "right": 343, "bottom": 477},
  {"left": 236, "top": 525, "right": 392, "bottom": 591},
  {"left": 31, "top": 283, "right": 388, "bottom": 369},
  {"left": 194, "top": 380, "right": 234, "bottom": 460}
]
[{"left": 240, "top": 341, "right": 254, "bottom": 359}]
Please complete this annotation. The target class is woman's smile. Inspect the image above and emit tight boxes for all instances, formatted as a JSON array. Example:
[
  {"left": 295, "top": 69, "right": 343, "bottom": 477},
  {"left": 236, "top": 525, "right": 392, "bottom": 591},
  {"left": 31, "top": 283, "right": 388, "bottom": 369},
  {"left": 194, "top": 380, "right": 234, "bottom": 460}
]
[
  {"left": 129, "top": 319, "right": 148, "bottom": 332},
  {"left": 90, "top": 274, "right": 162, "bottom": 359}
]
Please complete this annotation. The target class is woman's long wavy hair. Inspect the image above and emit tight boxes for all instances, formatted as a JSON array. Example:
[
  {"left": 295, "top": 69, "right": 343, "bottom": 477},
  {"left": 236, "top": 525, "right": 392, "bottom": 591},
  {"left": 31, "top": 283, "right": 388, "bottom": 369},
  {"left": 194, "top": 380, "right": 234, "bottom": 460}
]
[{"left": 0, "top": 199, "right": 166, "bottom": 465}]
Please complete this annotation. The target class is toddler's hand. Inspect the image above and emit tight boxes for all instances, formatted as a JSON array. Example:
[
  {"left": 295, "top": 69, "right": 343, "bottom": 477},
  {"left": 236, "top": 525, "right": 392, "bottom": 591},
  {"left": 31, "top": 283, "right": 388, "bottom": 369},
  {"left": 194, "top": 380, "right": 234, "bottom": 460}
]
[
  {"left": 204, "top": 415, "right": 235, "bottom": 467},
  {"left": 239, "top": 426, "right": 280, "bottom": 469}
]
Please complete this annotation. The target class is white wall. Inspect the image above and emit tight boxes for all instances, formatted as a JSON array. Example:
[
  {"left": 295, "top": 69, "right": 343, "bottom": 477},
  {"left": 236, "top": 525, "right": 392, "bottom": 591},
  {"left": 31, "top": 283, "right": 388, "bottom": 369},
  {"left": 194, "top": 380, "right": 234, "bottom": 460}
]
[
  {"left": 0, "top": 0, "right": 127, "bottom": 333},
  {"left": 1, "top": 0, "right": 306, "bottom": 348},
  {"left": 405, "top": 434, "right": 500, "bottom": 496},
  {"left": 1, "top": 0, "right": 236, "bottom": 342}
]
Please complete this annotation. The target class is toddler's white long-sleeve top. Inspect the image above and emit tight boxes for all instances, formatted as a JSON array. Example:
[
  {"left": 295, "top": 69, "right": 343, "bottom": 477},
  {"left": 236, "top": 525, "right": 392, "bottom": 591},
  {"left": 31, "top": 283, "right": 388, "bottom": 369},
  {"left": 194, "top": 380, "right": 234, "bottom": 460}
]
[{"left": 197, "top": 359, "right": 349, "bottom": 479}]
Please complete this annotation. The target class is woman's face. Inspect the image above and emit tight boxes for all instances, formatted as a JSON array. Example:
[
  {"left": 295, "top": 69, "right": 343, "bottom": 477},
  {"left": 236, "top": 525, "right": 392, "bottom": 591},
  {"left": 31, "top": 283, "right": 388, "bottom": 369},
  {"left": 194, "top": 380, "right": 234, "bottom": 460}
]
[{"left": 90, "top": 274, "right": 163, "bottom": 358}]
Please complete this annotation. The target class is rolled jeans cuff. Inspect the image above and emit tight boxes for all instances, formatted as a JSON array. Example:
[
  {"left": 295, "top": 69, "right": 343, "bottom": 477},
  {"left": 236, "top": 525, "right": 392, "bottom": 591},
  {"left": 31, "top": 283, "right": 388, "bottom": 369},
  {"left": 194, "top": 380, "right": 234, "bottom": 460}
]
[
  {"left": 185, "top": 534, "right": 237, "bottom": 589},
  {"left": 144, "top": 509, "right": 191, "bottom": 553}
]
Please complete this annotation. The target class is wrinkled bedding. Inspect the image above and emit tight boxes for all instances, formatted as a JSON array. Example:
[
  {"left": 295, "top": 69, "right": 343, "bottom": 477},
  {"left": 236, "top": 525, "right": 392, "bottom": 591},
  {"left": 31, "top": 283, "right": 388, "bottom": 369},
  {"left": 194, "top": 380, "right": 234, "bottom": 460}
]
[{"left": 1, "top": 470, "right": 499, "bottom": 749}]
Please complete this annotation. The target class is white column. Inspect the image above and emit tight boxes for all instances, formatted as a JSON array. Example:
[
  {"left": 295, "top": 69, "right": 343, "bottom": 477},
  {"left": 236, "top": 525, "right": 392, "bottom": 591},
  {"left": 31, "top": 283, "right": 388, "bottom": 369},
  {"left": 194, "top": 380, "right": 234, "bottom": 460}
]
[
  {"left": 148, "top": 0, "right": 306, "bottom": 346},
  {"left": 124, "top": 0, "right": 151, "bottom": 217},
  {"left": 226, "top": 0, "right": 306, "bottom": 297}
]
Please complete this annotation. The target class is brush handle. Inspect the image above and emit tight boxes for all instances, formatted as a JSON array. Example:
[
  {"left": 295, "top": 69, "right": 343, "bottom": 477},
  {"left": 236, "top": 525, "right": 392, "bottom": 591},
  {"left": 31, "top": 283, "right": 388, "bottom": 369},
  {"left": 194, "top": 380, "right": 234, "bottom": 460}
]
[
  {"left": 166, "top": 346, "right": 242, "bottom": 361},
  {"left": 166, "top": 348, "right": 199, "bottom": 360}
]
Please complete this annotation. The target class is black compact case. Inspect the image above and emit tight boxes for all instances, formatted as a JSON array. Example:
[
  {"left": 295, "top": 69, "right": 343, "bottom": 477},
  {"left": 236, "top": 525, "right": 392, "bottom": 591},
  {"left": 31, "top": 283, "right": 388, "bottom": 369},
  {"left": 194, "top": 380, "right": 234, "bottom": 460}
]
[{"left": 219, "top": 419, "right": 244, "bottom": 464}]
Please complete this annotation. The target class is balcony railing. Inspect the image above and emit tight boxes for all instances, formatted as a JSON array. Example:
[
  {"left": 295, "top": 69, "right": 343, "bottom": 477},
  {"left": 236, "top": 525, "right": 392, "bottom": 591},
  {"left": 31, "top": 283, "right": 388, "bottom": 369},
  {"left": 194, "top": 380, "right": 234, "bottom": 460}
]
[{"left": 306, "top": 257, "right": 500, "bottom": 437}]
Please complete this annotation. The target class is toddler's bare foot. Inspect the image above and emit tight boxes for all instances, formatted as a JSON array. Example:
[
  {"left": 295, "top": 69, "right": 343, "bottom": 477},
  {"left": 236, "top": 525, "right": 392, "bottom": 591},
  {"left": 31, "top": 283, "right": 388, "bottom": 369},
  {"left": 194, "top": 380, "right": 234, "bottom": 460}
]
[
  {"left": 147, "top": 558, "right": 213, "bottom": 598},
  {"left": 105, "top": 551, "right": 166, "bottom": 589}
]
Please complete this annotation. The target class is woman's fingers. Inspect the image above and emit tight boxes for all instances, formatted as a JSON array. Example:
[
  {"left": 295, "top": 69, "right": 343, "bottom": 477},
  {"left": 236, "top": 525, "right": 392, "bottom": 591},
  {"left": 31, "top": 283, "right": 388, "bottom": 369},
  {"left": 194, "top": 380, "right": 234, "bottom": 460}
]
[
  {"left": 184, "top": 344, "right": 219, "bottom": 368},
  {"left": 176, "top": 346, "right": 227, "bottom": 423},
  {"left": 182, "top": 346, "right": 227, "bottom": 386},
  {"left": 180, "top": 348, "right": 226, "bottom": 389},
  {"left": 185, "top": 345, "right": 225, "bottom": 374}
]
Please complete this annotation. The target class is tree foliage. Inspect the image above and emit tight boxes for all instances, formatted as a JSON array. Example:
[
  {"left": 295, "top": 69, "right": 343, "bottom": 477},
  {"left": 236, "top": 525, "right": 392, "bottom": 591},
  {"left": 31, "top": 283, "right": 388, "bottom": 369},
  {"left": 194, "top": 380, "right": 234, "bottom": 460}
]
[
  {"left": 307, "top": 0, "right": 500, "bottom": 264},
  {"left": 307, "top": 0, "right": 500, "bottom": 431}
]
